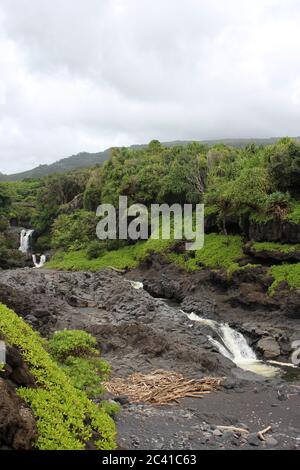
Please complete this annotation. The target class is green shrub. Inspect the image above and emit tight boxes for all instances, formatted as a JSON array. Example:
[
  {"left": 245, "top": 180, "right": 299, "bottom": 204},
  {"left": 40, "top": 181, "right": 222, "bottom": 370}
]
[
  {"left": 265, "top": 191, "right": 291, "bottom": 219},
  {"left": 34, "top": 234, "right": 52, "bottom": 252},
  {"left": 169, "top": 233, "right": 244, "bottom": 272},
  {"left": 287, "top": 203, "right": 300, "bottom": 224},
  {"left": 269, "top": 263, "right": 300, "bottom": 294},
  {"left": 48, "top": 330, "right": 98, "bottom": 361},
  {"left": 0, "top": 215, "right": 9, "bottom": 232},
  {"left": 253, "top": 241, "right": 300, "bottom": 253},
  {"left": 61, "top": 356, "right": 110, "bottom": 398},
  {"left": 100, "top": 400, "right": 121, "bottom": 417},
  {"left": 51, "top": 210, "right": 97, "bottom": 250},
  {"left": 0, "top": 233, "right": 9, "bottom": 258},
  {"left": 83, "top": 186, "right": 102, "bottom": 212},
  {"left": 266, "top": 138, "right": 300, "bottom": 196},
  {"left": 0, "top": 304, "right": 117, "bottom": 450},
  {"left": 86, "top": 240, "right": 106, "bottom": 259}
]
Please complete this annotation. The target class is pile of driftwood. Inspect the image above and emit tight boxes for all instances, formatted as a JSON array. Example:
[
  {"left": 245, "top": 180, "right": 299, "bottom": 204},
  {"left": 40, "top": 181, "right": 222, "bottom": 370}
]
[{"left": 105, "top": 370, "right": 222, "bottom": 405}]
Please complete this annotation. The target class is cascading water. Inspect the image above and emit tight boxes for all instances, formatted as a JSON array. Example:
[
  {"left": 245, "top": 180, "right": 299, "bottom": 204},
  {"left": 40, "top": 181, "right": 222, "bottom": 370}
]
[
  {"left": 19, "top": 229, "right": 34, "bottom": 254},
  {"left": 32, "top": 254, "right": 47, "bottom": 268},
  {"left": 186, "top": 312, "right": 279, "bottom": 378},
  {"left": 125, "top": 280, "right": 279, "bottom": 377},
  {"left": 19, "top": 229, "right": 46, "bottom": 268}
]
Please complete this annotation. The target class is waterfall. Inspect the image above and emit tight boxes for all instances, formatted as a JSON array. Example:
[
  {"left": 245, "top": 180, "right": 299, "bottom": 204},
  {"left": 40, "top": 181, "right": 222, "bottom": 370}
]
[
  {"left": 32, "top": 254, "right": 47, "bottom": 269},
  {"left": 186, "top": 312, "right": 279, "bottom": 377},
  {"left": 19, "top": 229, "right": 34, "bottom": 254}
]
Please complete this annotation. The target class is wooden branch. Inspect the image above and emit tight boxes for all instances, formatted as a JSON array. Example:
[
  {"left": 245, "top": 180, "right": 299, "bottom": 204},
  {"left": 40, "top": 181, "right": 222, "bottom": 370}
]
[
  {"left": 216, "top": 426, "right": 249, "bottom": 434},
  {"left": 257, "top": 425, "right": 272, "bottom": 441},
  {"left": 268, "top": 360, "right": 298, "bottom": 369}
]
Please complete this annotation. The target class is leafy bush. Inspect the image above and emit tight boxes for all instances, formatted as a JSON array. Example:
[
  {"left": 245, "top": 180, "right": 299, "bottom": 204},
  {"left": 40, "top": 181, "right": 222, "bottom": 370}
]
[
  {"left": 266, "top": 138, "right": 300, "bottom": 196},
  {"left": 83, "top": 186, "right": 102, "bottom": 212},
  {"left": 0, "top": 215, "right": 9, "bottom": 231},
  {"left": 86, "top": 240, "right": 106, "bottom": 259},
  {"left": 265, "top": 191, "right": 291, "bottom": 219},
  {"left": 0, "top": 304, "right": 117, "bottom": 450},
  {"left": 253, "top": 241, "right": 300, "bottom": 254},
  {"left": 269, "top": 263, "right": 300, "bottom": 293},
  {"left": 48, "top": 330, "right": 111, "bottom": 398},
  {"left": 61, "top": 356, "right": 110, "bottom": 398},
  {"left": 51, "top": 210, "right": 97, "bottom": 250},
  {"left": 0, "top": 185, "right": 11, "bottom": 209},
  {"left": 287, "top": 203, "right": 300, "bottom": 224},
  {"left": 168, "top": 233, "right": 244, "bottom": 273},
  {"left": 48, "top": 330, "right": 98, "bottom": 361},
  {"left": 34, "top": 234, "right": 52, "bottom": 252},
  {"left": 86, "top": 239, "right": 128, "bottom": 260},
  {"left": 0, "top": 233, "right": 9, "bottom": 260}
]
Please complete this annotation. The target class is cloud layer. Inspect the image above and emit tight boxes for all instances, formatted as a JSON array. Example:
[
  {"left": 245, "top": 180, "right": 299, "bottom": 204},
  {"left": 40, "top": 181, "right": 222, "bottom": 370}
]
[{"left": 1, "top": 0, "right": 300, "bottom": 173}]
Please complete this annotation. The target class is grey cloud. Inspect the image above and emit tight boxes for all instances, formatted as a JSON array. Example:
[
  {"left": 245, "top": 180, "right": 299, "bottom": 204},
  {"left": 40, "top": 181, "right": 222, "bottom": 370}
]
[{"left": 1, "top": 0, "right": 300, "bottom": 173}]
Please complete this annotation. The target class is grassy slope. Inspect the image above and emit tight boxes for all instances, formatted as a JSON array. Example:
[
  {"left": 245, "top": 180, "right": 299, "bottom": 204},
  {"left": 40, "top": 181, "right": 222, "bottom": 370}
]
[
  {"left": 47, "top": 233, "right": 244, "bottom": 273},
  {"left": 47, "top": 233, "right": 300, "bottom": 292},
  {"left": 253, "top": 241, "right": 300, "bottom": 253}
]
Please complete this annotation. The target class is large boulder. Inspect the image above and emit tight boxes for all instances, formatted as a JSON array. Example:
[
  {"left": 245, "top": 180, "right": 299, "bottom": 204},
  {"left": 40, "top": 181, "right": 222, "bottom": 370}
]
[{"left": 256, "top": 337, "right": 281, "bottom": 359}]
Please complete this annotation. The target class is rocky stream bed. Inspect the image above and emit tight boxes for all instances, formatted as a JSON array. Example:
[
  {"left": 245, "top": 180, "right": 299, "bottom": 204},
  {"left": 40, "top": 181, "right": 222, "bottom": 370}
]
[{"left": 0, "top": 257, "right": 300, "bottom": 450}]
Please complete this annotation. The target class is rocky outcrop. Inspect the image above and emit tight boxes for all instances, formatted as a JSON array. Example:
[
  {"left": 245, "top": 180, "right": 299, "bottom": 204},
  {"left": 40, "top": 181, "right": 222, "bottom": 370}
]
[
  {"left": 244, "top": 242, "right": 300, "bottom": 263},
  {"left": 249, "top": 220, "right": 300, "bottom": 244},
  {"left": 0, "top": 344, "right": 36, "bottom": 387},
  {"left": 0, "top": 344, "right": 37, "bottom": 450},
  {"left": 0, "top": 279, "right": 65, "bottom": 335},
  {"left": 281, "top": 290, "right": 300, "bottom": 319},
  {"left": 256, "top": 337, "right": 281, "bottom": 359},
  {"left": 0, "top": 378, "right": 37, "bottom": 449}
]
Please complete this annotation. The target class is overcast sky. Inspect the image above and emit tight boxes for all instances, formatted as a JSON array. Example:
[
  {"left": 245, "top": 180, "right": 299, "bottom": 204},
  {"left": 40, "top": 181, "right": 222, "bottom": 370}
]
[{"left": 1, "top": 0, "right": 300, "bottom": 173}]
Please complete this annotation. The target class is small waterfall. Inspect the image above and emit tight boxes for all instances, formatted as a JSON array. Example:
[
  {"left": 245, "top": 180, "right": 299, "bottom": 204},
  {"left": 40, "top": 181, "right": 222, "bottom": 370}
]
[
  {"left": 186, "top": 312, "right": 279, "bottom": 378},
  {"left": 32, "top": 254, "right": 47, "bottom": 269},
  {"left": 19, "top": 229, "right": 34, "bottom": 254}
]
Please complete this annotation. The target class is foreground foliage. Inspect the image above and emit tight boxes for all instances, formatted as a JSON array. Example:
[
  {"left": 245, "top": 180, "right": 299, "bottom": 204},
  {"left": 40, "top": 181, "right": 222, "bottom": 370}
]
[{"left": 0, "top": 304, "right": 117, "bottom": 450}]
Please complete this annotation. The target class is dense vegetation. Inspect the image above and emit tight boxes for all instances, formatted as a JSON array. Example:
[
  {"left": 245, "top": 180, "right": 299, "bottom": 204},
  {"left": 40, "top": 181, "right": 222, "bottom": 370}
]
[
  {"left": 1, "top": 137, "right": 294, "bottom": 182},
  {"left": 0, "top": 304, "right": 117, "bottom": 450},
  {"left": 1, "top": 137, "right": 300, "bottom": 291}
]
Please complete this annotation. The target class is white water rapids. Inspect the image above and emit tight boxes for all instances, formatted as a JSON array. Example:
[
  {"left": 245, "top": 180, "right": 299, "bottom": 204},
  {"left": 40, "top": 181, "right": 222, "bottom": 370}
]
[
  {"left": 127, "top": 280, "right": 280, "bottom": 377},
  {"left": 186, "top": 313, "right": 279, "bottom": 378}
]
